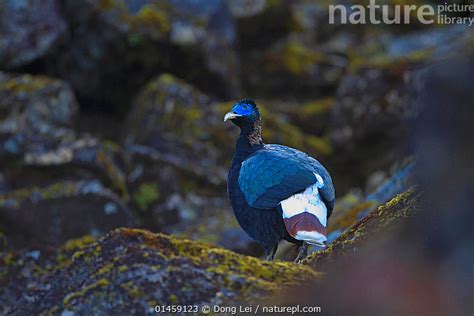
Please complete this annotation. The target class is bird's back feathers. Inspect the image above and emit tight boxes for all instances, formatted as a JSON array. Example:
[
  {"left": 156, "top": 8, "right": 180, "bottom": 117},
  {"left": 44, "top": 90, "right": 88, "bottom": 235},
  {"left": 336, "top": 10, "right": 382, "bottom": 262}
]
[{"left": 238, "top": 144, "right": 335, "bottom": 215}]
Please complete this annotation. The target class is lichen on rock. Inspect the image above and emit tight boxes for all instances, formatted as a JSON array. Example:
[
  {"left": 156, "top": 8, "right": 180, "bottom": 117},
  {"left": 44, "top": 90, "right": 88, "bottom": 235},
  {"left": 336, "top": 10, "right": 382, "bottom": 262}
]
[{"left": 5, "top": 228, "right": 319, "bottom": 315}]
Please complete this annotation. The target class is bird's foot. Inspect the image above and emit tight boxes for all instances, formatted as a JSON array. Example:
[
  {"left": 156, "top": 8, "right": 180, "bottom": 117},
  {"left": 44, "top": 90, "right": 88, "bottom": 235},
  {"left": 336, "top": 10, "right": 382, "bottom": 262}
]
[
  {"left": 264, "top": 254, "right": 273, "bottom": 261},
  {"left": 294, "top": 242, "right": 308, "bottom": 263},
  {"left": 263, "top": 245, "right": 278, "bottom": 261}
]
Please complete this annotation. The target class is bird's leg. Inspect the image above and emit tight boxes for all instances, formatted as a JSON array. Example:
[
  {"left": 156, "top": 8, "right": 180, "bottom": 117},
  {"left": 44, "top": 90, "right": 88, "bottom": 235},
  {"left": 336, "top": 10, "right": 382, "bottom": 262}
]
[
  {"left": 294, "top": 242, "right": 308, "bottom": 262},
  {"left": 264, "top": 244, "right": 278, "bottom": 261}
]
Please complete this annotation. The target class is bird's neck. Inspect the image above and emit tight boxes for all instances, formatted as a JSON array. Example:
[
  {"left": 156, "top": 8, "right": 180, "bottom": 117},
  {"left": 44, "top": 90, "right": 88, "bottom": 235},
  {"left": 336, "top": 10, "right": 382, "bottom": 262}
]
[{"left": 233, "top": 119, "right": 263, "bottom": 162}]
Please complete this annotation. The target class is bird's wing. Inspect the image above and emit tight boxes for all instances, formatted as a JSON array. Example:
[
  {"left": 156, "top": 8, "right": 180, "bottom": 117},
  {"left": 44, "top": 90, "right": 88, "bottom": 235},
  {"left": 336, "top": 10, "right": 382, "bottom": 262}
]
[{"left": 238, "top": 144, "right": 335, "bottom": 216}]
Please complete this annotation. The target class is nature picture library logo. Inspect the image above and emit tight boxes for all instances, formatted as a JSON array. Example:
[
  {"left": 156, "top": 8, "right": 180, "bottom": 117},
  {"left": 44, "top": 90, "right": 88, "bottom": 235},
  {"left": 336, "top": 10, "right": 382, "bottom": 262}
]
[{"left": 329, "top": 0, "right": 474, "bottom": 26}]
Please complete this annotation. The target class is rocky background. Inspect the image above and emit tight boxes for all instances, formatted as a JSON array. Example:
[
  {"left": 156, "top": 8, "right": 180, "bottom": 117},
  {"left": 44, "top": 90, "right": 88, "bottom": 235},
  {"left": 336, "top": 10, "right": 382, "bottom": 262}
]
[{"left": 0, "top": 0, "right": 472, "bottom": 315}]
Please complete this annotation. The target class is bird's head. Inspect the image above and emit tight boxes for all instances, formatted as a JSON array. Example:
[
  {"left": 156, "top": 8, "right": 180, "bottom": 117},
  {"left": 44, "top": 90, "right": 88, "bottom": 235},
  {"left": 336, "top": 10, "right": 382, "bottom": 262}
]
[{"left": 224, "top": 99, "right": 260, "bottom": 128}]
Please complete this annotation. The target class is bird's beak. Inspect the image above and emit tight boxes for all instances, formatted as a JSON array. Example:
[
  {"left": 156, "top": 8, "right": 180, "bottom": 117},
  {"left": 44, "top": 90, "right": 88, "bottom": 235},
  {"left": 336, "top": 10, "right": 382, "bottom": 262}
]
[{"left": 224, "top": 112, "right": 242, "bottom": 122}]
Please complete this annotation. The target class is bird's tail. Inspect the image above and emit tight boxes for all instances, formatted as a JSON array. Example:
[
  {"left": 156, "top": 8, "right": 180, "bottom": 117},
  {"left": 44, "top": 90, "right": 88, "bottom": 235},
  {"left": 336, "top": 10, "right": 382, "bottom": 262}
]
[
  {"left": 279, "top": 184, "right": 328, "bottom": 247},
  {"left": 283, "top": 211, "right": 327, "bottom": 247}
]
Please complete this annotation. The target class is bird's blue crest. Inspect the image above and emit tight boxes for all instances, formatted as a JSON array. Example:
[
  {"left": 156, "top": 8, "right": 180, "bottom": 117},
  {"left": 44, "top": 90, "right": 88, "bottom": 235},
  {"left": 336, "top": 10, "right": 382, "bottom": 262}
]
[{"left": 231, "top": 99, "right": 260, "bottom": 121}]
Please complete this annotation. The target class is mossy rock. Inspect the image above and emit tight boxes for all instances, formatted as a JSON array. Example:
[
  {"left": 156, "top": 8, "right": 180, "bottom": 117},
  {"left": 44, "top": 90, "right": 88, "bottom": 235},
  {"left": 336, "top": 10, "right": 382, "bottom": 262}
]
[
  {"left": 15, "top": 137, "right": 129, "bottom": 199},
  {"left": 242, "top": 37, "right": 347, "bottom": 97},
  {"left": 124, "top": 74, "right": 230, "bottom": 234},
  {"left": 327, "top": 61, "right": 418, "bottom": 191},
  {"left": 0, "top": 180, "right": 134, "bottom": 249},
  {"left": 6, "top": 228, "right": 319, "bottom": 315},
  {"left": 0, "top": 0, "right": 67, "bottom": 68},
  {"left": 235, "top": 0, "right": 294, "bottom": 50},
  {"left": 304, "top": 188, "right": 419, "bottom": 269},
  {"left": 0, "top": 73, "right": 124, "bottom": 196},
  {"left": 41, "top": 0, "right": 238, "bottom": 114},
  {"left": 0, "top": 72, "right": 79, "bottom": 158},
  {"left": 0, "top": 72, "right": 79, "bottom": 132}
]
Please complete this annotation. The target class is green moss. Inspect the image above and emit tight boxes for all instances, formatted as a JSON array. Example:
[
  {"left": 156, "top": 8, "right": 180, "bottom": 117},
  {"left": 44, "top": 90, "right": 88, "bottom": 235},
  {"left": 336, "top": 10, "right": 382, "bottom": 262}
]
[
  {"left": 349, "top": 48, "right": 432, "bottom": 73},
  {"left": 130, "top": 4, "right": 170, "bottom": 36},
  {"left": 305, "top": 135, "right": 332, "bottom": 156},
  {"left": 71, "top": 242, "right": 103, "bottom": 263},
  {"left": 157, "top": 73, "right": 178, "bottom": 85},
  {"left": 0, "top": 74, "right": 53, "bottom": 94},
  {"left": 96, "top": 263, "right": 114, "bottom": 275},
  {"left": 63, "top": 278, "right": 110, "bottom": 307},
  {"left": 96, "top": 148, "right": 129, "bottom": 200},
  {"left": 115, "top": 228, "right": 319, "bottom": 295},
  {"left": 120, "top": 281, "right": 143, "bottom": 299},
  {"left": 168, "top": 294, "right": 179, "bottom": 304},
  {"left": 97, "top": 0, "right": 126, "bottom": 11},
  {"left": 62, "top": 235, "right": 96, "bottom": 252},
  {"left": 263, "top": 109, "right": 332, "bottom": 156},
  {"left": 300, "top": 98, "right": 335, "bottom": 116},
  {"left": 1, "top": 252, "right": 15, "bottom": 266},
  {"left": 266, "top": 41, "right": 326, "bottom": 75},
  {"left": 0, "top": 182, "right": 82, "bottom": 209},
  {"left": 133, "top": 182, "right": 160, "bottom": 211},
  {"left": 4, "top": 228, "right": 322, "bottom": 313}
]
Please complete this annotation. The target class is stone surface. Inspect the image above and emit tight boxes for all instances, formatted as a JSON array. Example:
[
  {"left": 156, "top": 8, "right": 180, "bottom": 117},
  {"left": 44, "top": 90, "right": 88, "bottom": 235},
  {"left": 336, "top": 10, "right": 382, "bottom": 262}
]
[
  {"left": 0, "top": 72, "right": 79, "bottom": 159},
  {"left": 43, "top": 0, "right": 239, "bottom": 113},
  {"left": 0, "top": 180, "right": 134, "bottom": 249},
  {"left": 1, "top": 228, "right": 318, "bottom": 315},
  {"left": 242, "top": 36, "right": 347, "bottom": 98},
  {"left": 0, "top": 0, "right": 67, "bottom": 68}
]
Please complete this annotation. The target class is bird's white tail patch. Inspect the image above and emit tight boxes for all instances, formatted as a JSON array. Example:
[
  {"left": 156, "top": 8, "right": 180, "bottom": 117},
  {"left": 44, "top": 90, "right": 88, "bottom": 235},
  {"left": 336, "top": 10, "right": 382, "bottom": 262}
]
[{"left": 280, "top": 175, "right": 328, "bottom": 246}]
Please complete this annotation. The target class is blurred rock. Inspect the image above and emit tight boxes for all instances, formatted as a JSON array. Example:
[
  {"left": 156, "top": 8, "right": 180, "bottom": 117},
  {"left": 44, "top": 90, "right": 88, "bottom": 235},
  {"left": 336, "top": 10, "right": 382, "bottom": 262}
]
[
  {"left": 0, "top": 180, "right": 134, "bottom": 248},
  {"left": 218, "top": 228, "right": 263, "bottom": 256},
  {"left": 227, "top": 0, "right": 266, "bottom": 18},
  {"left": 235, "top": 0, "right": 293, "bottom": 50},
  {"left": 330, "top": 62, "right": 416, "bottom": 152},
  {"left": 386, "top": 25, "right": 469, "bottom": 59},
  {"left": 3, "top": 228, "right": 317, "bottom": 314},
  {"left": 0, "top": 0, "right": 67, "bottom": 68},
  {"left": 273, "top": 97, "right": 335, "bottom": 136},
  {"left": 242, "top": 36, "right": 347, "bottom": 98},
  {"left": 327, "top": 60, "right": 419, "bottom": 190},
  {"left": 125, "top": 73, "right": 226, "bottom": 184},
  {"left": 126, "top": 157, "right": 263, "bottom": 254},
  {"left": 290, "top": 1, "right": 365, "bottom": 49},
  {"left": 0, "top": 72, "right": 79, "bottom": 159},
  {"left": 43, "top": 0, "right": 239, "bottom": 113},
  {"left": 407, "top": 55, "right": 474, "bottom": 315},
  {"left": 0, "top": 73, "right": 128, "bottom": 196},
  {"left": 0, "top": 173, "right": 7, "bottom": 194},
  {"left": 18, "top": 137, "right": 128, "bottom": 197},
  {"left": 327, "top": 160, "right": 415, "bottom": 243},
  {"left": 306, "top": 188, "right": 419, "bottom": 268}
]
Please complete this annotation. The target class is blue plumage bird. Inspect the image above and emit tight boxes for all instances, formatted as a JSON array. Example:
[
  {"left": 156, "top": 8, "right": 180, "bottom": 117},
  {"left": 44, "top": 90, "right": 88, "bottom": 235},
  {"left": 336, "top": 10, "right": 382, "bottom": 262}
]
[{"left": 224, "top": 99, "right": 335, "bottom": 261}]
